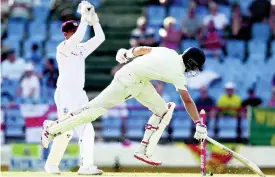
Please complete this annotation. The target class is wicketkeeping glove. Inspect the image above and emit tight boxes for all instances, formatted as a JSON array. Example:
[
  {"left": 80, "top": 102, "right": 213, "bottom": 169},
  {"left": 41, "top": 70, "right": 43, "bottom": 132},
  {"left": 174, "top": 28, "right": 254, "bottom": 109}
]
[
  {"left": 77, "top": 1, "right": 99, "bottom": 26},
  {"left": 77, "top": 1, "right": 94, "bottom": 15},
  {"left": 194, "top": 120, "right": 207, "bottom": 141}
]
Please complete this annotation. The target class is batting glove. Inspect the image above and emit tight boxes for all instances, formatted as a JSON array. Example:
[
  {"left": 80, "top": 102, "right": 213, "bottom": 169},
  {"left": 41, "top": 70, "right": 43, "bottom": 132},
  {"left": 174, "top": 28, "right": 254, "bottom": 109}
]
[
  {"left": 116, "top": 48, "right": 129, "bottom": 64},
  {"left": 194, "top": 120, "right": 207, "bottom": 141}
]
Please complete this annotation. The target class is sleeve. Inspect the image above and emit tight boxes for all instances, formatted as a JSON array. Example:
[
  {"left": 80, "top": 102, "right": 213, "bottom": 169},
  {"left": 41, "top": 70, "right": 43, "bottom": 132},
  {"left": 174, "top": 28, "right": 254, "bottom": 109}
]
[
  {"left": 62, "top": 20, "right": 88, "bottom": 51},
  {"left": 79, "top": 22, "right": 105, "bottom": 58},
  {"left": 173, "top": 75, "right": 188, "bottom": 91}
]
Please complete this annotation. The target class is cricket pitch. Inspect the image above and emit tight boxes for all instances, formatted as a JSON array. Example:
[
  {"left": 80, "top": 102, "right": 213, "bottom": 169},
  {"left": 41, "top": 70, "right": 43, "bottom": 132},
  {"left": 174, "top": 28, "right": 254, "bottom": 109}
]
[{"left": 1, "top": 172, "right": 275, "bottom": 177}]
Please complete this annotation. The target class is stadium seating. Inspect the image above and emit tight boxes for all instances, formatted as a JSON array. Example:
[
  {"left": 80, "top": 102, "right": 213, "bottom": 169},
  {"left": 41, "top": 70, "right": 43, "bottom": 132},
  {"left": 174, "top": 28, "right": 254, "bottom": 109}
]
[
  {"left": 102, "top": 117, "right": 122, "bottom": 139},
  {"left": 241, "top": 118, "right": 248, "bottom": 138},
  {"left": 168, "top": 6, "right": 186, "bottom": 28},
  {"left": 219, "top": 5, "right": 231, "bottom": 18},
  {"left": 89, "top": 0, "right": 100, "bottom": 8},
  {"left": 1, "top": 80, "right": 20, "bottom": 99},
  {"left": 7, "top": 19, "right": 25, "bottom": 41},
  {"left": 248, "top": 40, "right": 267, "bottom": 58},
  {"left": 217, "top": 116, "right": 238, "bottom": 139},
  {"left": 39, "top": 0, "right": 52, "bottom": 7},
  {"left": 23, "top": 39, "right": 43, "bottom": 58},
  {"left": 181, "top": 39, "right": 200, "bottom": 52},
  {"left": 1, "top": 96, "right": 10, "bottom": 107},
  {"left": 32, "top": 6, "right": 49, "bottom": 22},
  {"left": 207, "top": 118, "right": 215, "bottom": 138},
  {"left": 126, "top": 117, "right": 147, "bottom": 139},
  {"left": 226, "top": 40, "right": 245, "bottom": 59},
  {"left": 49, "top": 21, "right": 64, "bottom": 41},
  {"left": 252, "top": 23, "right": 271, "bottom": 42},
  {"left": 5, "top": 109, "right": 25, "bottom": 137},
  {"left": 28, "top": 21, "right": 46, "bottom": 41},
  {"left": 271, "top": 40, "right": 275, "bottom": 56},
  {"left": 171, "top": 115, "right": 192, "bottom": 139},
  {"left": 172, "top": 0, "right": 189, "bottom": 7},
  {"left": 238, "top": 0, "right": 253, "bottom": 16},
  {"left": 195, "top": 6, "right": 208, "bottom": 18},
  {"left": 147, "top": 6, "right": 166, "bottom": 26},
  {"left": 45, "top": 40, "right": 60, "bottom": 57}
]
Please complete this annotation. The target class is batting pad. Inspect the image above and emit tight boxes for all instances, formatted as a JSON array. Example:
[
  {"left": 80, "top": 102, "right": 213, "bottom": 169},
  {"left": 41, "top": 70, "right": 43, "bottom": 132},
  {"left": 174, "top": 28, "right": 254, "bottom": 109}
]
[
  {"left": 146, "top": 102, "right": 176, "bottom": 157},
  {"left": 48, "top": 106, "right": 106, "bottom": 136}
]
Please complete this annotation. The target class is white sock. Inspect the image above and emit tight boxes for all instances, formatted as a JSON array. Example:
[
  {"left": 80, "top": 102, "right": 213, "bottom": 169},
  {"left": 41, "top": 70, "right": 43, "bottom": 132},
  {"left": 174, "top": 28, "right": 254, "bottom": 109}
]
[{"left": 46, "top": 131, "right": 72, "bottom": 166}]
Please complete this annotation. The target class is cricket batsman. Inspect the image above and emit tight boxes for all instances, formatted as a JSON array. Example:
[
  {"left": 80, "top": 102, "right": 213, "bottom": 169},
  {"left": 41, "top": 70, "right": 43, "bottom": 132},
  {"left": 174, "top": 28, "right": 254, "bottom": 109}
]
[
  {"left": 41, "top": 46, "right": 207, "bottom": 166},
  {"left": 43, "top": 1, "right": 105, "bottom": 174}
]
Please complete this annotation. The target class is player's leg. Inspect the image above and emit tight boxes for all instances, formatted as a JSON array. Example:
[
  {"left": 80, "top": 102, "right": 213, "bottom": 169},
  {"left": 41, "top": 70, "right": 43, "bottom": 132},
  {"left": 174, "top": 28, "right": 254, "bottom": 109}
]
[
  {"left": 74, "top": 123, "right": 103, "bottom": 175},
  {"left": 134, "top": 81, "right": 175, "bottom": 165},
  {"left": 70, "top": 92, "right": 103, "bottom": 175},
  {"left": 41, "top": 79, "right": 130, "bottom": 148},
  {"left": 44, "top": 90, "right": 73, "bottom": 174}
]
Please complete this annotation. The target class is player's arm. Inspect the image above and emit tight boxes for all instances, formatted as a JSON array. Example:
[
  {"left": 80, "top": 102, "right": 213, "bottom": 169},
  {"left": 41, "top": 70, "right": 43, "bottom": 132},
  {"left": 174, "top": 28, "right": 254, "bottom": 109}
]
[
  {"left": 64, "top": 19, "right": 88, "bottom": 49},
  {"left": 81, "top": 22, "right": 105, "bottom": 58},
  {"left": 115, "top": 46, "right": 152, "bottom": 64},
  {"left": 178, "top": 89, "right": 200, "bottom": 122},
  {"left": 178, "top": 89, "right": 207, "bottom": 141}
]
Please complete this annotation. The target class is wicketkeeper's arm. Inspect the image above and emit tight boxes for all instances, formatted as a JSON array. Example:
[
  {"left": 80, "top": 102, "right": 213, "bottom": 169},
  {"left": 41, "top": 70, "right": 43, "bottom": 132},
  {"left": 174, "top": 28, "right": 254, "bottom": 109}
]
[
  {"left": 81, "top": 22, "right": 105, "bottom": 58},
  {"left": 64, "top": 18, "right": 88, "bottom": 49}
]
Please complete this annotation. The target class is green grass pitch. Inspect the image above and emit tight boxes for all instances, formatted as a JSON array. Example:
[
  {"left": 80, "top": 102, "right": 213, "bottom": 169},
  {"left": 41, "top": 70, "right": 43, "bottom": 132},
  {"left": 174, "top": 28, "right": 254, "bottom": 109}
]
[{"left": 1, "top": 172, "right": 275, "bottom": 177}]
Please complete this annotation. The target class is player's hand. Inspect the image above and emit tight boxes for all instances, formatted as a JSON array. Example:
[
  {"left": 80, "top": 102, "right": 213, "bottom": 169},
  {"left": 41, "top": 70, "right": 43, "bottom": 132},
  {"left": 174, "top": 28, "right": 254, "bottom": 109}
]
[
  {"left": 77, "top": 1, "right": 94, "bottom": 15},
  {"left": 116, "top": 48, "right": 129, "bottom": 64},
  {"left": 86, "top": 12, "right": 99, "bottom": 26},
  {"left": 194, "top": 121, "right": 207, "bottom": 141}
]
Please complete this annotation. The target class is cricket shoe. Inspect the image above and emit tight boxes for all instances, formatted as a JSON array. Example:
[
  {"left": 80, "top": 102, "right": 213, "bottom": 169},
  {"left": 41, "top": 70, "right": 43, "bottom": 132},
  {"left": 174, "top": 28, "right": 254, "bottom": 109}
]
[
  {"left": 41, "top": 120, "right": 54, "bottom": 149},
  {"left": 78, "top": 166, "right": 103, "bottom": 175},
  {"left": 134, "top": 152, "right": 162, "bottom": 166},
  {"left": 44, "top": 164, "right": 61, "bottom": 174}
]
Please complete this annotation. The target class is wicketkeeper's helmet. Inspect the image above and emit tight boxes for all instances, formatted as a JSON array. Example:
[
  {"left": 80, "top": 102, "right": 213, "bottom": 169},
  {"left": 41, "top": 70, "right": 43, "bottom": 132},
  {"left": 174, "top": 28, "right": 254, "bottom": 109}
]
[{"left": 61, "top": 20, "right": 78, "bottom": 33}]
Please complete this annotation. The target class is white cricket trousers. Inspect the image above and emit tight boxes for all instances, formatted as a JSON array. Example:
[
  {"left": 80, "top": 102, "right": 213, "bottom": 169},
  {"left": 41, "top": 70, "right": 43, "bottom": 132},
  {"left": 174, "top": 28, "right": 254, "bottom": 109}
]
[
  {"left": 46, "top": 88, "right": 95, "bottom": 168},
  {"left": 89, "top": 74, "right": 168, "bottom": 117}
]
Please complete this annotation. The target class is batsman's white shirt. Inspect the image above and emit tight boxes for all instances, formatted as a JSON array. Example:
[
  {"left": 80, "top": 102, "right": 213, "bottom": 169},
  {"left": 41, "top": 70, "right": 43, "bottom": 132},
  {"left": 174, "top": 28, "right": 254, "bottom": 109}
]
[
  {"left": 115, "top": 47, "right": 187, "bottom": 91},
  {"left": 55, "top": 21, "right": 105, "bottom": 114},
  {"left": 89, "top": 47, "right": 186, "bottom": 116}
]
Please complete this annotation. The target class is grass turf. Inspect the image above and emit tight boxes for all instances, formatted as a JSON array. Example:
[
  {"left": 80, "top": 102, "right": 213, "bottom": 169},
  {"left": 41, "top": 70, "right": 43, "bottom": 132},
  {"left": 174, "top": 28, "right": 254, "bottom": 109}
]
[{"left": 1, "top": 172, "right": 274, "bottom": 177}]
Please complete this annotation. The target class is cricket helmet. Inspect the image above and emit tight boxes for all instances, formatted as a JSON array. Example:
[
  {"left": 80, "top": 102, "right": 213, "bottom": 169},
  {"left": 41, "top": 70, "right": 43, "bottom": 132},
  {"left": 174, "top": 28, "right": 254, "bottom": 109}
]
[
  {"left": 181, "top": 47, "right": 205, "bottom": 76},
  {"left": 61, "top": 20, "right": 78, "bottom": 33}
]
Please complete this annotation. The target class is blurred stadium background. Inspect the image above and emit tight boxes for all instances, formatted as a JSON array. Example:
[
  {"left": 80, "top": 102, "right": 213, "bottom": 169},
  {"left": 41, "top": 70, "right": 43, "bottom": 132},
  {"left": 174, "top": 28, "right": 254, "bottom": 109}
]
[{"left": 1, "top": 0, "right": 275, "bottom": 175}]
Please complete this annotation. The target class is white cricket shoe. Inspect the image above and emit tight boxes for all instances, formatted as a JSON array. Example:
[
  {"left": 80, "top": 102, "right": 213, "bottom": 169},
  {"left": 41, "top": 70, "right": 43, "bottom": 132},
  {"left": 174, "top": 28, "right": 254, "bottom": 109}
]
[
  {"left": 77, "top": 166, "right": 103, "bottom": 175},
  {"left": 134, "top": 152, "right": 162, "bottom": 166},
  {"left": 41, "top": 120, "right": 54, "bottom": 149},
  {"left": 44, "top": 164, "right": 61, "bottom": 174}
]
